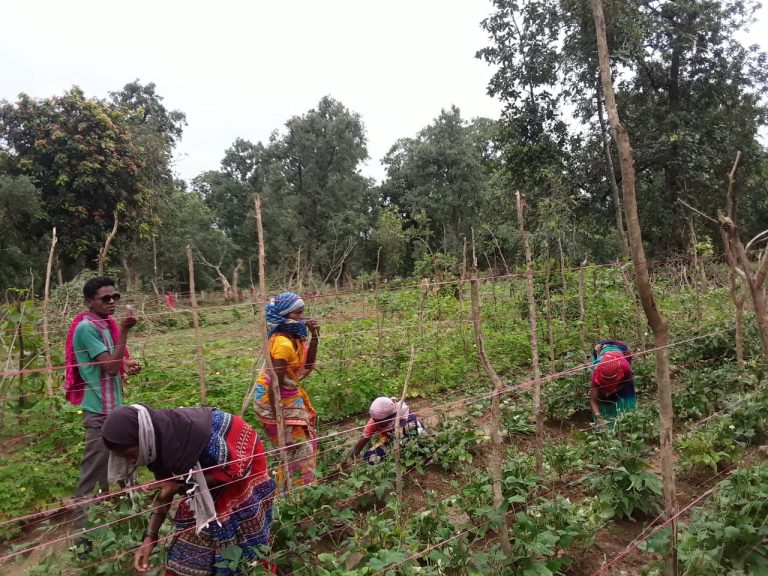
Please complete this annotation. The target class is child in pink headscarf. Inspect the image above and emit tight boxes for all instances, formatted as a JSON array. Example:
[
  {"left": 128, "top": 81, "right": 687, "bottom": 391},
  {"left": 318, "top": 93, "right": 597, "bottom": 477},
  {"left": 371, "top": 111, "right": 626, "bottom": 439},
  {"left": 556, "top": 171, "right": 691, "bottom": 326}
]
[{"left": 342, "top": 397, "right": 427, "bottom": 465}]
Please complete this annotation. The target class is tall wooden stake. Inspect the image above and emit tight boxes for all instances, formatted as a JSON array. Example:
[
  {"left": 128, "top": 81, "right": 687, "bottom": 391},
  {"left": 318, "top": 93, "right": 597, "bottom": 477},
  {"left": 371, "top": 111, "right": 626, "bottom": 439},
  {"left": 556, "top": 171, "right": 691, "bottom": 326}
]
[
  {"left": 557, "top": 236, "right": 568, "bottom": 328},
  {"left": 469, "top": 239, "right": 512, "bottom": 556},
  {"left": 186, "top": 245, "right": 207, "bottom": 405},
  {"left": 43, "top": 228, "right": 57, "bottom": 397},
  {"left": 592, "top": 2, "right": 678, "bottom": 573},
  {"left": 394, "top": 344, "right": 416, "bottom": 524},
  {"left": 375, "top": 247, "right": 384, "bottom": 368},
  {"left": 545, "top": 252, "right": 555, "bottom": 369},
  {"left": 255, "top": 196, "right": 291, "bottom": 492},
  {"left": 578, "top": 256, "right": 588, "bottom": 351},
  {"left": 515, "top": 193, "right": 543, "bottom": 475}
]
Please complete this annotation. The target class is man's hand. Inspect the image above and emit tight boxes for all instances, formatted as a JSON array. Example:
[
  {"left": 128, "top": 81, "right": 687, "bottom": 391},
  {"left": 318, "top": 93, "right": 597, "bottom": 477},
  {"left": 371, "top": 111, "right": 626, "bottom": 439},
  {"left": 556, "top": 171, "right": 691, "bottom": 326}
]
[
  {"left": 121, "top": 306, "right": 138, "bottom": 332},
  {"left": 306, "top": 318, "right": 320, "bottom": 338},
  {"left": 134, "top": 538, "right": 155, "bottom": 573},
  {"left": 124, "top": 359, "right": 141, "bottom": 376}
]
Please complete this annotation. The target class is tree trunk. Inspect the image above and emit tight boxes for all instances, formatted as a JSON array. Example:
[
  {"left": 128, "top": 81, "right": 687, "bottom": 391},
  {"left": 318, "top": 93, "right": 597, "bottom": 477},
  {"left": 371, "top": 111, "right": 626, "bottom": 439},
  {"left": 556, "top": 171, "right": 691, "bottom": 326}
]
[
  {"left": 596, "top": 78, "right": 629, "bottom": 257},
  {"left": 231, "top": 259, "right": 244, "bottom": 302},
  {"left": 719, "top": 217, "right": 768, "bottom": 358},
  {"left": 591, "top": 3, "right": 678, "bottom": 574},
  {"left": 515, "top": 192, "right": 543, "bottom": 476}
]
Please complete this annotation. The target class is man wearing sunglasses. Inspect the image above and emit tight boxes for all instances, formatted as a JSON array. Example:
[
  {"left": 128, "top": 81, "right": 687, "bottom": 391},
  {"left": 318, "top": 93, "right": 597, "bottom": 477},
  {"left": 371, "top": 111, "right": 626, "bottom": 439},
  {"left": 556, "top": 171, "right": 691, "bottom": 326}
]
[{"left": 69, "top": 276, "right": 141, "bottom": 551}]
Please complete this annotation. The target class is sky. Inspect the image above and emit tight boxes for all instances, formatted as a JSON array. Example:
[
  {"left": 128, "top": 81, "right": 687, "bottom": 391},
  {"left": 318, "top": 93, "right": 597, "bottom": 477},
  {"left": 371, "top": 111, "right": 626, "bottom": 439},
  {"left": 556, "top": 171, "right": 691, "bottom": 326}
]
[{"left": 2, "top": 0, "right": 766, "bottom": 185}]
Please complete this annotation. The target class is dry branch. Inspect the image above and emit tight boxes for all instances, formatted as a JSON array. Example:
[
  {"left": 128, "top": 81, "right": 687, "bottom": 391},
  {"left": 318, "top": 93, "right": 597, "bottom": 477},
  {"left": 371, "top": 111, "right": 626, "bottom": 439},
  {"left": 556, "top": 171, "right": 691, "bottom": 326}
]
[{"left": 97, "top": 211, "right": 119, "bottom": 276}]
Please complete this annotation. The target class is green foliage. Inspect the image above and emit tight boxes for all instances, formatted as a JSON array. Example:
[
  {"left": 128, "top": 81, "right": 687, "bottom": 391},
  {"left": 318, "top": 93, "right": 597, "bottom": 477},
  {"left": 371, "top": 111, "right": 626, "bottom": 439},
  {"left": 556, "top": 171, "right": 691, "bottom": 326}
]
[
  {"left": 0, "top": 176, "right": 45, "bottom": 289},
  {"left": 0, "top": 87, "right": 147, "bottom": 268},
  {"left": 543, "top": 442, "right": 585, "bottom": 481},
  {"left": 676, "top": 463, "right": 768, "bottom": 575},
  {"left": 588, "top": 460, "right": 663, "bottom": 520},
  {"left": 678, "top": 421, "right": 744, "bottom": 475},
  {"left": 507, "top": 496, "right": 597, "bottom": 575}
]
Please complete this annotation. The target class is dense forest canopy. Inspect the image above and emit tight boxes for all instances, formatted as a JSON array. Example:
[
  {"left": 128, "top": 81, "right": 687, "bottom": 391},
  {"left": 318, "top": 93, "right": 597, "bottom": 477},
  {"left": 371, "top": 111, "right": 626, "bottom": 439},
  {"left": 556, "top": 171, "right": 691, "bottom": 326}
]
[{"left": 0, "top": 0, "right": 766, "bottom": 293}]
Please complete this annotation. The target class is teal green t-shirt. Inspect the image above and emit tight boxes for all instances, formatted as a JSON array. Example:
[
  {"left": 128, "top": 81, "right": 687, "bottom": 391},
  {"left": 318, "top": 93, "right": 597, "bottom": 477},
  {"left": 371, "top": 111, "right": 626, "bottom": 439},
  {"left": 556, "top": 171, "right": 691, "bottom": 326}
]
[{"left": 73, "top": 319, "right": 123, "bottom": 414}]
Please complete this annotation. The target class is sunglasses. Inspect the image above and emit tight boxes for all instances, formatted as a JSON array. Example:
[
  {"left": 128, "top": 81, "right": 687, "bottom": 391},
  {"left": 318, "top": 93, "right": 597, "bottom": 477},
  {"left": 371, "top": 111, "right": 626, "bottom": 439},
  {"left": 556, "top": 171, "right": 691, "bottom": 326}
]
[{"left": 95, "top": 293, "right": 121, "bottom": 303}]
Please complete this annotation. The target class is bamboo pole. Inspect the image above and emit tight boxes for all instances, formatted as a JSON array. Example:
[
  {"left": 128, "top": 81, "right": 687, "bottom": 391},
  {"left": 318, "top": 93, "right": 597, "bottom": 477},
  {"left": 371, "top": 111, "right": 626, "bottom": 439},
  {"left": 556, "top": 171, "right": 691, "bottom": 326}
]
[
  {"left": 515, "top": 192, "right": 543, "bottom": 475},
  {"left": 394, "top": 344, "right": 416, "bottom": 523},
  {"left": 254, "top": 196, "right": 292, "bottom": 492},
  {"left": 468, "top": 239, "right": 512, "bottom": 557},
  {"left": 42, "top": 228, "right": 57, "bottom": 398},
  {"left": 186, "top": 245, "right": 207, "bottom": 405}
]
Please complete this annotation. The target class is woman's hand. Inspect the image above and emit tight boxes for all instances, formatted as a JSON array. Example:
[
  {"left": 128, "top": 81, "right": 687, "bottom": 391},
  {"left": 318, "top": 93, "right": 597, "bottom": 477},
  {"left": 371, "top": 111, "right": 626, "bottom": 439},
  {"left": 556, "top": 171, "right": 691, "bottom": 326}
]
[
  {"left": 306, "top": 319, "right": 320, "bottom": 338},
  {"left": 134, "top": 537, "right": 155, "bottom": 573},
  {"left": 157, "top": 479, "right": 183, "bottom": 500}
]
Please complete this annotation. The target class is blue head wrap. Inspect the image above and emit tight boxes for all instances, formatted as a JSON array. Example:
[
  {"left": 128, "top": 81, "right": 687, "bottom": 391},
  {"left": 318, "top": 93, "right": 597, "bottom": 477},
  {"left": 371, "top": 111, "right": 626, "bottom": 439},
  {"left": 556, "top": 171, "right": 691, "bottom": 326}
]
[{"left": 266, "top": 292, "right": 308, "bottom": 338}]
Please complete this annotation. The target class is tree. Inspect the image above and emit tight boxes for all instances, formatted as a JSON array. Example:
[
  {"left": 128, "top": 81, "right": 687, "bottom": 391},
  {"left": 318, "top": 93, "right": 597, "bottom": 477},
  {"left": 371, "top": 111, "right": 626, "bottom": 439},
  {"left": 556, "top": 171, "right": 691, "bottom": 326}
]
[
  {"left": 0, "top": 176, "right": 45, "bottom": 289},
  {"left": 152, "top": 184, "right": 235, "bottom": 291},
  {"left": 479, "top": 0, "right": 768, "bottom": 254},
  {"left": 0, "top": 87, "right": 147, "bottom": 272},
  {"left": 372, "top": 207, "right": 411, "bottom": 278},
  {"left": 381, "top": 107, "right": 496, "bottom": 266},
  {"left": 277, "top": 96, "right": 373, "bottom": 280},
  {"left": 110, "top": 80, "right": 187, "bottom": 291},
  {"left": 592, "top": 2, "right": 678, "bottom": 573}
]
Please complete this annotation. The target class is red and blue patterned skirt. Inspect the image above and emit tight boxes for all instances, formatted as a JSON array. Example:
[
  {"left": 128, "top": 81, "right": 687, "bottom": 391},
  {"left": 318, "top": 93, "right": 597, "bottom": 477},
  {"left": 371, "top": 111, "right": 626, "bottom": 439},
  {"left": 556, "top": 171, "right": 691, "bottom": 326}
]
[{"left": 165, "top": 410, "right": 277, "bottom": 576}]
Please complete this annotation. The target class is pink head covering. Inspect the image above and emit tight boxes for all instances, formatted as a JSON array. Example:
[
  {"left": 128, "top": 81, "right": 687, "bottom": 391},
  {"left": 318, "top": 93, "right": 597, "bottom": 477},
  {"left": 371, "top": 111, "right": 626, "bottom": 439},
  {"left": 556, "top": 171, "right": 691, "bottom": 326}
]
[
  {"left": 369, "top": 396, "right": 409, "bottom": 421},
  {"left": 594, "top": 350, "right": 624, "bottom": 385}
]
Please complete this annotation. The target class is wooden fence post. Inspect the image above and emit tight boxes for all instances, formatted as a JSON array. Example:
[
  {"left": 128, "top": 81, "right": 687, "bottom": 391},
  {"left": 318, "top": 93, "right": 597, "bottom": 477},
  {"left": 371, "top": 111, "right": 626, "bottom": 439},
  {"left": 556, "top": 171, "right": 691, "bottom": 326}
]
[
  {"left": 255, "top": 196, "right": 292, "bottom": 492},
  {"left": 468, "top": 241, "right": 513, "bottom": 557},
  {"left": 375, "top": 248, "right": 384, "bottom": 369},
  {"left": 516, "top": 192, "right": 543, "bottom": 476},
  {"left": 578, "top": 256, "right": 588, "bottom": 351},
  {"left": 545, "top": 252, "right": 555, "bottom": 370},
  {"left": 43, "top": 227, "right": 57, "bottom": 398},
  {"left": 186, "top": 245, "right": 207, "bottom": 405},
  {"left": 394, "top": 344, "right": 416, "bottom": 524}
]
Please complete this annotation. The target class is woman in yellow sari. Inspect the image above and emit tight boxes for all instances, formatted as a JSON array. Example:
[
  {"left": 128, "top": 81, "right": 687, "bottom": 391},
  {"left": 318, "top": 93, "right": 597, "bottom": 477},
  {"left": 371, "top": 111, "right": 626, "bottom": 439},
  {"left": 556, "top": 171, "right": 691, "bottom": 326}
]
[{"left": 254, "top": 292, "right": 320, "bottom": 487}]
